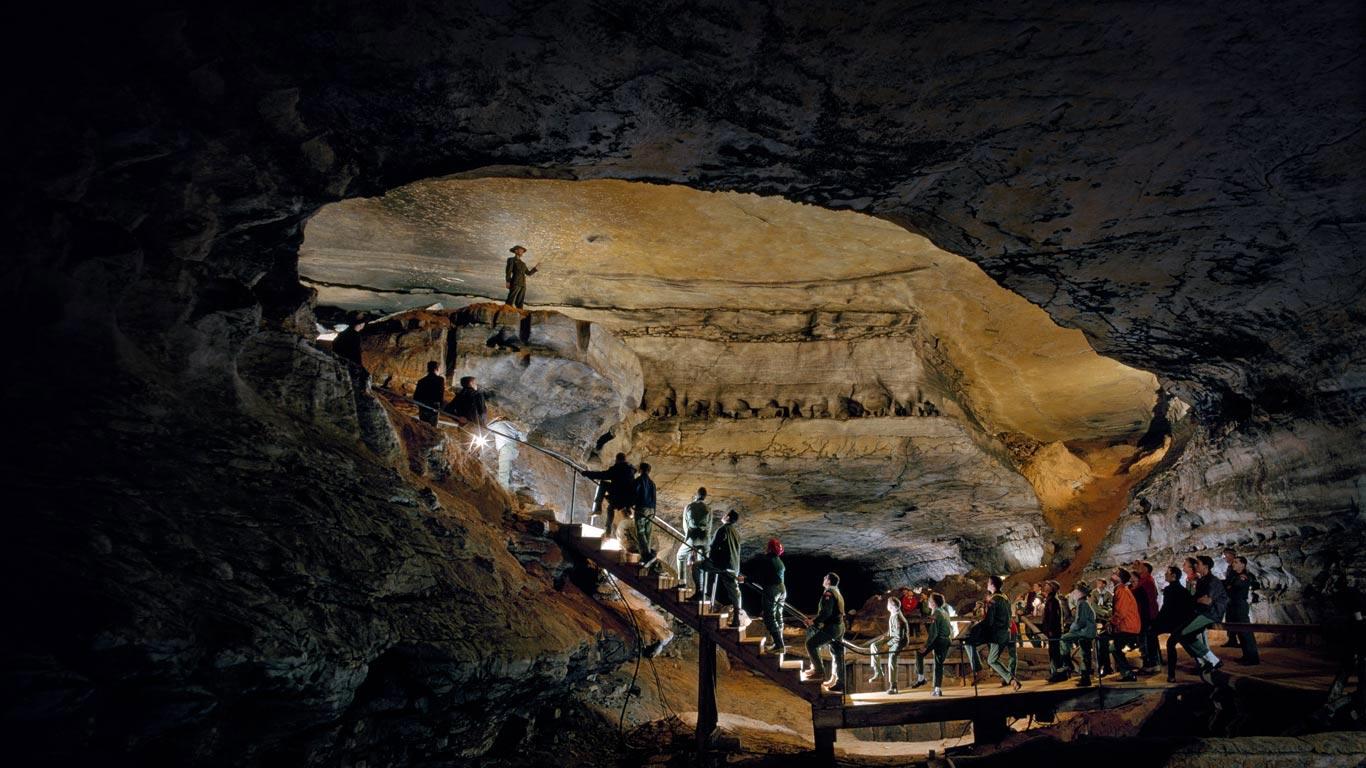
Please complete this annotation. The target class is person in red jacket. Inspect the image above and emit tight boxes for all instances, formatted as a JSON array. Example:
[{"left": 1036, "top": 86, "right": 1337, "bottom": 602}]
[
  {"left": 1097, "top": 567, "right": 1141, "bottom": 681},
  {"left": 1132, "top": 559, "right": 1161, "bottom": 671}
]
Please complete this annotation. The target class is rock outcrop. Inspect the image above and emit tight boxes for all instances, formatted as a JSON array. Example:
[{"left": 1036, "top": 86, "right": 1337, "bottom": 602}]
[{"left": 5, "top": 0, "right": 1363, "bottom": 763}]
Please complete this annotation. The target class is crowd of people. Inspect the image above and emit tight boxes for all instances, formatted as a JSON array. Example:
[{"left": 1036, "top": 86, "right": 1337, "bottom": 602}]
[
  {"left": 406, "top": 379, "right": 1269, "bottom": 700},
  {"left": 566, "top": 450, "right": 1269, "bottom": 698}
]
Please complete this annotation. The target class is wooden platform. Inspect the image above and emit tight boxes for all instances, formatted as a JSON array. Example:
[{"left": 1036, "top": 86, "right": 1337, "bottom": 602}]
[{"left": 558, "top": 522, "right": 1349, "bottom": 760}]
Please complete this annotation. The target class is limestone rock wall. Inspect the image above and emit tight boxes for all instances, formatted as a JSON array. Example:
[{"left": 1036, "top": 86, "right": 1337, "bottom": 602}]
[
  {"left": 5, "top": 0, "right": 1363, "bottom": 763},
  {"left": 633, "top": 416, "right": 1046, "bottom": 585},
  {"left": 1094, "top": 419, "right": 1366, "bottom": 622}
]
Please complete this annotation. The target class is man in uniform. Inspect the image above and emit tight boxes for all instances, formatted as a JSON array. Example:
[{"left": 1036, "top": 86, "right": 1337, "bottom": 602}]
[
  {"left": 504, "top": 245, "right": 539, "bottom": 308},
  {"left": 695, "top": 511, "right": 742, "bottom": 627},
  {"left": 981, "top": 575, "right": 1020, "bottom": 689},
  {"left": 580, "top": 453, "right": 635, "bottom": 540},
  {"left": 912, "top": 592, "right": 952, "bottom": 696},
  {"left": 413, "top": 360, "right": 445, "bottom": 426},
  {"left": 678, "top": 488, "right": 712, "bottom": 594},
  {"left": 801, "top": 572, "right": 847, "bottom": 692}
]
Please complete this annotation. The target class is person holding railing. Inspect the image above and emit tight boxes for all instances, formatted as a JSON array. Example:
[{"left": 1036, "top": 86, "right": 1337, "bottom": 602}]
[
  {"left": 868, "top": 593, "right": 912, "bottom": 694},
  {"left": 632, "top": 462, "right": 658, "bottom": 568},
  {"left": 868, "top": 594, "right": 909, "bottom": 693},
  {"left": 677, "top": 488, "right": 712, "bottom": 595},
  {"left": 694, "top": 511, "right": 743, "bottom": 628},
  {"left": 801, "top": 572, "right": 847, "bottom": 692},
  {"left": 413, "top": 361, "right": 446, "bottom": 426},
  {"left": 580, "top": 453, "right": 635, "bottom": 541},
  {"left": 447, "top": 376, "right": 487, "bottom": 429},
  {"left": 912, "top": 592, "right": 952, "bottom": 696},
  {"left": 744, "top": 537, "right": 787, "bottom": 657}
]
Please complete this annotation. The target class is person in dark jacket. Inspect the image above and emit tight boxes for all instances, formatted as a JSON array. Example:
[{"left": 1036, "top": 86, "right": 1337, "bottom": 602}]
[
  {"left": 744, "top": 537, "right": 786, "bottom": 656},
  {"left": 1155, "top": 565, "right": 1197, "bottom": 682},
  {"left": 504, "top": 245, "right": 539, "bottom": 308},
  {"left": 631, "top": 462, "right": 657, "bottom": 566},
  {"left": 1177, "top": 555, "right": 1227, "bottom": 674},
  {"left": 413, "top": 361, "right": 445, "bottom": 425},
  {"left": 913, "top": 593, "right": 953, "bottom": 696},
  {"left": 1042, "top": 580, "right": 1068, "bottom": 681},
  {"left": 695, "top": 511, "right": 742, "bottom": 627},
  {"left": 968, "top": 576, "right": 1020, "bottom": 689},
  {"left": 447, "top": 376, "right": 488, "bottom": 429},
  {"left": 1225, "top": 556, "right": 1261, "bottom": 665},
  {"left": 580, "top": 453, "right": 636, "bottom": 541},
  {"left": 801, "top": 572, "right": 847, "bottom": 691}
]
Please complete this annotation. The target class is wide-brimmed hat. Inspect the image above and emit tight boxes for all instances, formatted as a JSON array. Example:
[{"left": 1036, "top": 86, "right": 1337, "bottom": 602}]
[
  {"left": 509, "top": 245, "right": 526, "bottom": 254},
  {"left": 1075, "top": 582, "right": 1092, "bottom": 596}
]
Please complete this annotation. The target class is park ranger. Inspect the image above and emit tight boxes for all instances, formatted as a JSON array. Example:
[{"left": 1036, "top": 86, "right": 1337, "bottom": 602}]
[
  {"left": 504, "top": 245, "right": 539, "bottom": 308},
  {"left": 912, "top": 592, "right": 953, "bottom": 696},
  {"left": 801, "top": 572, "right": 847, "bottom": 692}
]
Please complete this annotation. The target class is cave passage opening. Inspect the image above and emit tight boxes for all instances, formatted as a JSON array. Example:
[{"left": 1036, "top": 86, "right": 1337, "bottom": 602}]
[{"left": 300, "top": 174, "right": 1165, "bottom": 594}]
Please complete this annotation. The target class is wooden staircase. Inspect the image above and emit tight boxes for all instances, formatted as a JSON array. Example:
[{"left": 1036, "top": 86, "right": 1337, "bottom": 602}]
[{"left": 561, "top": 522, "right": 846, "bottom": 712}]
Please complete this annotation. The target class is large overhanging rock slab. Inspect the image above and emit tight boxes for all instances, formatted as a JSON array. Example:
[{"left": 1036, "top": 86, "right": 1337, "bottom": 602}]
[
  {"left": 633, "top": 415, "right": 1046, "bottom": 586},
  {"left": 302, "top": 178, "right": 1159, "bottom": 446}
]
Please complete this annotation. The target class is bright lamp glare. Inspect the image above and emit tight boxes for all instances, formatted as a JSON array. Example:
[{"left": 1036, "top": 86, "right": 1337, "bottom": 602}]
[{"left": 470, "top": 434, "right": 490, "bottom": 449}]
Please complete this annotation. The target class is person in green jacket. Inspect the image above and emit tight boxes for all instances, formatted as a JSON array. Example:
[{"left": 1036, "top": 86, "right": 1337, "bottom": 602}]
[
  {"left": 912, "top": 592, "right": 953, "bottom": 696},
  {"left": 966, "top": 576, "right": 1019, "bottom": 688},
  {"left": 801, "top": 572, "right": 847, "bottom": 692},
  {"left": 868, "top": 594, "right": 910, "bottom": 693},
  {"left": 1060, "top": 582, "right": 1098, "bottom": 687}
]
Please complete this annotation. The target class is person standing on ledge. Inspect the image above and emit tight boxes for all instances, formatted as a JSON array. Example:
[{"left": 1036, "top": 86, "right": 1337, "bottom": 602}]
[
  {"left": 413, "top": 360, "right": 445, "bottom": 426},
  {"left": 504, "top": 245, "right": 539, "bottom": 309}
]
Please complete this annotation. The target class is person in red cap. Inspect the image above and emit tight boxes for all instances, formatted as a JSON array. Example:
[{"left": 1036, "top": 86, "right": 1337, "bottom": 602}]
[
  {"left": 744, "top": 538, "right": 787, "bottom": 656},
  {"left": 504, "top": 245, "right": 539, "bottom": 308}
]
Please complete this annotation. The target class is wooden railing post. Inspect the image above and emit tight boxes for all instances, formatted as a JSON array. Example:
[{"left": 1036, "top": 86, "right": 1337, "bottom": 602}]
[{"left": 697, "top": 634, "right": 718, "bottom": 754}]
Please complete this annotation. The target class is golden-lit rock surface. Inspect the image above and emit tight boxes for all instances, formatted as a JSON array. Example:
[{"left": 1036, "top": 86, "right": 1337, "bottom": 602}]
[{"left": 302, "top": 178, "right": 1158, "bottom": 445}]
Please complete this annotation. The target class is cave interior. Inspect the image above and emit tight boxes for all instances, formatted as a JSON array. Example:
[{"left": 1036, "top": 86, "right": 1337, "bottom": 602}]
[{"left": 5, "top": 1, "right": 1365, "bottom": 767}]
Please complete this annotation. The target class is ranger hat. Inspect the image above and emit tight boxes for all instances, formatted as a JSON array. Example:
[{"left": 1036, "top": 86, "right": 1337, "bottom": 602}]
[{"left": 509, "top": 245, "right": 527, "bottom": 254}]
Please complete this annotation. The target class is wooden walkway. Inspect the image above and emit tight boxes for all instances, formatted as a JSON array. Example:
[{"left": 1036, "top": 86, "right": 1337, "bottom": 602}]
[{"left": 559, "top": 522, "right": 1346, "bottom": 761}]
